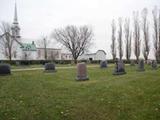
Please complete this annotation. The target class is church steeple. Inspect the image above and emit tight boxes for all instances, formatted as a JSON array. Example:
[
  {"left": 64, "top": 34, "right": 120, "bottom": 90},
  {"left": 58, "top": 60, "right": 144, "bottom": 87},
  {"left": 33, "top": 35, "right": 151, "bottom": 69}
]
[
  {"left": 13, "top": 2, "right": 18, "bottom": 24},
  {"left": 12, "top": 1, "right": 21, "bottom": 38}
]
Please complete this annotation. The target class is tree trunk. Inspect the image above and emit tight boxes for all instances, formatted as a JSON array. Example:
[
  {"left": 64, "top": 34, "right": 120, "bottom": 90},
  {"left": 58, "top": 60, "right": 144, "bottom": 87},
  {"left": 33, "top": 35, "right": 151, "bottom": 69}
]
[
  {"left": 136, "top": 56, "right": 139, "bottom": 63},
  {"left": 74, "top": 58, "right": 77, "bottom": 64},
  {"left": 9, "top": 48, "right": 12, "bottom": 64},
  {"left": 44, "top": 48, "right": 47, "bottom": 60},
  {"left": 9, "top": 55, "right": 12, "bottom": 64}
]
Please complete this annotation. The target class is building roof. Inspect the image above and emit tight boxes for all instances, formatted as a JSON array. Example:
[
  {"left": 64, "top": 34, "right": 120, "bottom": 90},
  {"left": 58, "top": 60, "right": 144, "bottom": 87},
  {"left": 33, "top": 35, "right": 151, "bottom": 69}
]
[
  {"left": 85, "top": 50, "right": 106, "bottom": 55},
  {"left": 97, "top": 50, "right": 106, "bottom": 55},
  {"left": 20, "top": 43, "right": 37, "bottom": 51}
]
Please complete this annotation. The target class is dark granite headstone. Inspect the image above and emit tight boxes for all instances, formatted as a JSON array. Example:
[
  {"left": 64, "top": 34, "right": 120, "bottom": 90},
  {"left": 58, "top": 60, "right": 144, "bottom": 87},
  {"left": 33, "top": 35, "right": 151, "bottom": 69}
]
[
  {"left": 0, "top": 64, "right": 11, "bottom": 75},
  {"left": 76, "top": 62, "right": 89, "bottom": 81},
  {"left": 137, "top": 59, "right": 145, "bottom": 71},
  {"left": 44, "top": 63, "right": 56, "bottom": 72},
  {"left": 113, "top": 59, "right": 126, "bottom": 75},
  {"left": 151, "top": 60, "right": 158, "bottom": 70},
  {"left": 100, "top": 60, "right": 107, "bottom": 68}
]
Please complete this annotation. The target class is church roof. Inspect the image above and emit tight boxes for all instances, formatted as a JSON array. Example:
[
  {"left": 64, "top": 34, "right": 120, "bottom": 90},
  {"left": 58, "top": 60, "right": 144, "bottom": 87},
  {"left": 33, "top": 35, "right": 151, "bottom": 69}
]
[
  {"left": 85, "top": 50, "right": 106, "bottom": 55},
  {"left": 20, "top": 43, "right": 37, "bottom": 51}
]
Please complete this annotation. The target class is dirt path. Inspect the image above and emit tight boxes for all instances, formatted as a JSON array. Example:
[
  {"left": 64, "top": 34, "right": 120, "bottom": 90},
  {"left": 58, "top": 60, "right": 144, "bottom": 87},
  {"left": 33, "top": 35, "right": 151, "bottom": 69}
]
[{"left": 12, "top": 65, "right": 99, "bottom": 72}]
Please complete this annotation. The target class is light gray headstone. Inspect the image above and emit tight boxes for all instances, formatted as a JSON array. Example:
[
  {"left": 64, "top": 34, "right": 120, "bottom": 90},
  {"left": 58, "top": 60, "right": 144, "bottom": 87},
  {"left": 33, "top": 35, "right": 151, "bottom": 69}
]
[{"left": 137, "top": 59, "right": 145, "bottom": 71}]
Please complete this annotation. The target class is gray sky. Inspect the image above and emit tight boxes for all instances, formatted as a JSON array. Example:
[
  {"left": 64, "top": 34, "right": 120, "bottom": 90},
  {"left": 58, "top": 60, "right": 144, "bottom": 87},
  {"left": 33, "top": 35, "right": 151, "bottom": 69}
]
[{"left": 0, "top": 0, "right": 159, "bottom": 59}]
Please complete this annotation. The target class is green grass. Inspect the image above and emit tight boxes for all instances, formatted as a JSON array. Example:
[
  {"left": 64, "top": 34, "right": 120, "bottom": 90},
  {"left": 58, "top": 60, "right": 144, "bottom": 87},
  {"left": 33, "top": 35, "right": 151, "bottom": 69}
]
[{"left": 0, "top": 65, "right": 160, "bottom": 120}]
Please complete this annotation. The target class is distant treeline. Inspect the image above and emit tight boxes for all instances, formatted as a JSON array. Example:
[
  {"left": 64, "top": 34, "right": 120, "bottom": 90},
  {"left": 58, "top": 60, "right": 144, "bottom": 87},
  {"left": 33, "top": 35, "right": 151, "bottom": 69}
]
[{"left": 110, "top": 7, "right": 160, "bottom": 62}]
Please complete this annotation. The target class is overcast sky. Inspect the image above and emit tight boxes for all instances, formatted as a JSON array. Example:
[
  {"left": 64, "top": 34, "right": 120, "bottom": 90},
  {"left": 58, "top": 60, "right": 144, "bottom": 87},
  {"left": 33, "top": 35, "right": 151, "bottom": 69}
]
[{"left": 0, "top": 0, "right": 159, "bottom": 59}]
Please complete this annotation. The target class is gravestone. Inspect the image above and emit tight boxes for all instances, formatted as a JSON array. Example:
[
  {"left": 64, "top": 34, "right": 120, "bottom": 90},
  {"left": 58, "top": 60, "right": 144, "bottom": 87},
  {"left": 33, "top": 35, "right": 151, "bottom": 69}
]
[
  {"left": 44, "top": 63, "right": 56, "bottom": 72},
  {"left": 100, "top": 60, "right": 107, "bottom": 68},
  {"left": 151, "top": 60, "right": 158, "bottom": 70},
  {"left": 130, "top": 60, "right": 135, "bottom": 66},
  {"left": 113, "top": 59, "right": 126, "bottom": 75},
  {"left": 137, "top": 59, "right": 145, "bottom": 71},
  {"left": 76, "top": 62, "right": 89, "bottom": 81},
  {"left": 0, "top": 64, "right": 11, "bottom": 75}
]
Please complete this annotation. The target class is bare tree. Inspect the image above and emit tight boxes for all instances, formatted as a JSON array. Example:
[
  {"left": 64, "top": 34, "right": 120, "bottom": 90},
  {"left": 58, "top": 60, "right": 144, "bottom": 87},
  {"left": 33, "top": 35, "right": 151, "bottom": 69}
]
[
  {"left": 152, "top": 7, "right": 159, "bottom": 60},
  {"left": 110, "top": 19, "right": 116, "bottom": 60},
  {"left": 52, "top": 25, "right": 93, "bottom": 63},
  {"left": 117, "top": 17, "right": 123, "bottom": 60},
  {"left": 124, "top": 18, "right": 132, "bottom": 61},
  {"left": 133, "top": 11, "right": 141, "bottom": 62},
  {"left": 0, "top": 22, "right": 15, "bottom": 62},
  {"left": 129, "top": 32, "right": 132, "bottom": 57},
  {"left": 141, "top": 8, "right": 150, "bottom": 61},
  {"left": 37, "top": 36, "right": 50, "bottom": 60}
]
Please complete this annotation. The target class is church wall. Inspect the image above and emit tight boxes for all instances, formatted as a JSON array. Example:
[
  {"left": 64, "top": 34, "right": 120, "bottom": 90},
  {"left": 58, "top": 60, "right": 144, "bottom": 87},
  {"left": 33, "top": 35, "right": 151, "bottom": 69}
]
[{"left": 0, "top": 53, "right": 7, "bottom": 60}]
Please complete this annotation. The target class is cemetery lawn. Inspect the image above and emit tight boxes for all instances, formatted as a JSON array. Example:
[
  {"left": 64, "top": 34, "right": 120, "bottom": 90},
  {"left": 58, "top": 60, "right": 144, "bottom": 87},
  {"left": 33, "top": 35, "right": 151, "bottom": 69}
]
[{"left": 0, "top": 65, "right": 160, "bottom": 120}]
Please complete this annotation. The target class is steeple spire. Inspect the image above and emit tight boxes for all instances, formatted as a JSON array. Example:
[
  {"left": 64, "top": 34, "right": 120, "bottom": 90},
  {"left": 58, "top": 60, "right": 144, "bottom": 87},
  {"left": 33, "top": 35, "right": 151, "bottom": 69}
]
[
  {"left": 13, "top": 1, "right": 18, "bottom": 24},
  {"left": 12, "top": 0, "right": 21, "bottom": 38}
]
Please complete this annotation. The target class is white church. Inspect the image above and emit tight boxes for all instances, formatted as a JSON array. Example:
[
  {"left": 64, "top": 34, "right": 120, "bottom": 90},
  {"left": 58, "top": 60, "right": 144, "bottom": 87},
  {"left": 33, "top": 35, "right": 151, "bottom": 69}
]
[
  {"left": 0, "top": 2, "right": 106, "bottom": 61},
  {"left": 0, "top": 3, "right": 37, "bottom": 60}
]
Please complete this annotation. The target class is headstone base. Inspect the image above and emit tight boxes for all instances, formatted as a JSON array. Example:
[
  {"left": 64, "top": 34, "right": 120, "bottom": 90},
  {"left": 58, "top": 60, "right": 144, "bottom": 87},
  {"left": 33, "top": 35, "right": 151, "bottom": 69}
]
[
  {"left": 113, "top": 72, "right": 126, "bottom": 75},
  {"left": 76, "top": 76, "right": 89, "bottom": 81},
  {"left": 44, "top": 70, "right": 57, "bottom": 73},
  {"left": 0, "top": 73, "right": 11, "bottom": 76}
]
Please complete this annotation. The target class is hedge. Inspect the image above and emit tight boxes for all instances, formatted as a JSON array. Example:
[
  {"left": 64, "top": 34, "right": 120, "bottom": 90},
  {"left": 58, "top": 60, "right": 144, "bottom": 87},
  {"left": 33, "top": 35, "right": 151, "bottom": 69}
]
[
  {"left": 0, "top": 59, "right": 160, "bottom": 65},
  {"left": 0, "top": 60, "right": 102, "bottom": 65},
  {"left": 0, "top": 60, "right": 73, "bottom": 65}
]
